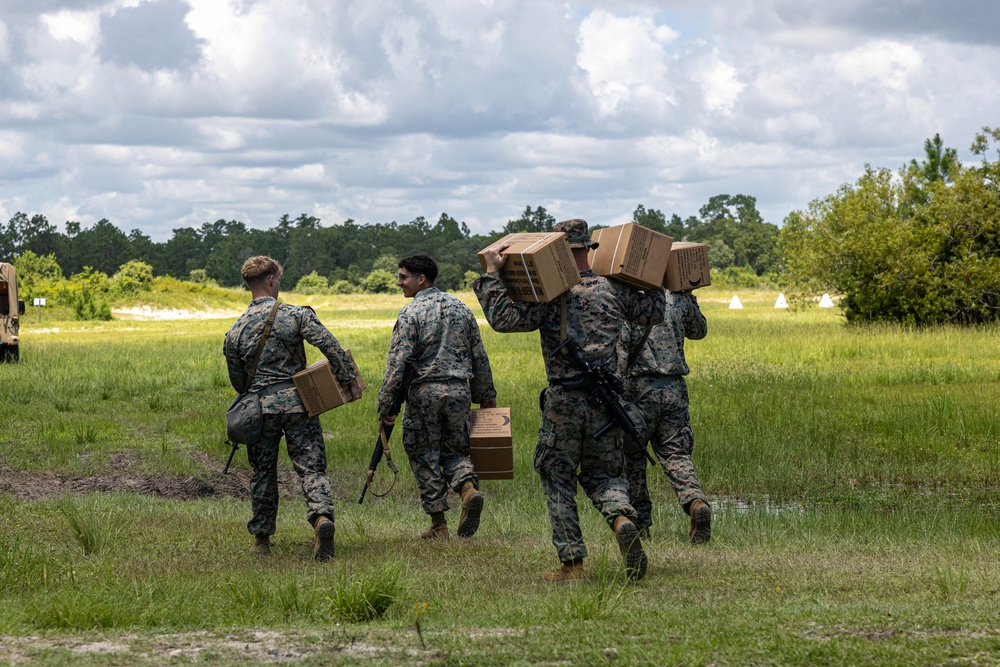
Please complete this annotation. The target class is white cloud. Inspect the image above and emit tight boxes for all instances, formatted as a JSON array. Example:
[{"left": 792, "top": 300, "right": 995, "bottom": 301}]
[
  {"left": 0, "top": 0, "right": 999, "bottom": 241},
  {"left": 577, "top": 10, "right": 679, "bottom": 116}
]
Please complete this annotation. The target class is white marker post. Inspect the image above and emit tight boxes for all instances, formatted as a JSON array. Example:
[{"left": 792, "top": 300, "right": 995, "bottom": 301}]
[{"left": 33, "top": 297, "right": 46, "bottom": 323}]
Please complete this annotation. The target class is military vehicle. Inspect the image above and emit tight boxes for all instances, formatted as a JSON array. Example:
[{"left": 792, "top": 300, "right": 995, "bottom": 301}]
[{"left": 1, "top": 262, "right": 25, "bottom": 362}]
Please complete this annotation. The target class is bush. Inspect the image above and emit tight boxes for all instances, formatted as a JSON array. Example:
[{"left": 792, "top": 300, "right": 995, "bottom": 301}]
[
  {"left": 294, "top": 271, "right": 329, "bottom": 295},
  {"left": 11, "top": 251, "right": 63, "bottom": 300},
  {"left": 112, "top": 260, "right": 154, "bottom": 296},
  {"left": 73, "top": 287, "right": 112, "bottom": 321},
  {"left": 330, "top": 280, "right": 357, "bottom": 295},
  {"left": 780, "top": 136, "right": 1000, "bottom": 324},
  {"left": 361, "top": 269, "right": 396, "bottom": 294}
]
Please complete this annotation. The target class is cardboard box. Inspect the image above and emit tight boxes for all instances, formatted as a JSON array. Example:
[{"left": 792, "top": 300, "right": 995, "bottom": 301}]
[
  {"left": 590, "top": 223, "right": 673, "bottom": 289},
  {"left": 478, "top": 232, "right": 580, "bottom": 302},
  {"left": 468, "top": 407, "right": 513, "bottom": 480},
  {"left": 664, "top": 242, "right": 711, "bottom": 291},
  {"left": 292, "top": 349, "right": 365, "bottom": 417}
]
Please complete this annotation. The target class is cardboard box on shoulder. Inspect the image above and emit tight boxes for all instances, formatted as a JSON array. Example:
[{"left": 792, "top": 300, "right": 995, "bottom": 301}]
[
  {"left": 664, "top": 242, "right": 711, "bottom": 292},
  {"left": 477, "top": 232, "right": 580, "bottom": 302},
  {"left": 589, "top": 222, "right": 673, "bottom": 289},
  {"left": 292, "top": 349, "right": 366, "bottom": 417},
  {"left": 468, "top": 407, "right": 513, "bottom": 480}
]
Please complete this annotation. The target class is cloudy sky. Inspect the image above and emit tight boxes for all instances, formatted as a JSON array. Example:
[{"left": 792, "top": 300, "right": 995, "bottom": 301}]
[{"left": 1, "top": 0, "right": 998, "bottom": 241}]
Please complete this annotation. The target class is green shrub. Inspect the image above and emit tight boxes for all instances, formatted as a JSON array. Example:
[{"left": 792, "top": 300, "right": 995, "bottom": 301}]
[
  {"left": 361, "top": 269, "right": 396, "bottom": 293},
  {"left": 294, "top": 271, "right": 329, "bottom": 295},
  {"left": 330, "top": 279, "right": 357, "bottom": 294}
]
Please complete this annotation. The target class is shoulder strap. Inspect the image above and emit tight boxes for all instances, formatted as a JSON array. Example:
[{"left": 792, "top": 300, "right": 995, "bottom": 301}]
[
  {"left": 243, "top": 300, "right": 281, "bottom": 392},
  {"left": 559, "top": 293, "right": 568, "bottom": 341},
  {"left": 626, "top": 324, "right": 653, "bottom": 371}
]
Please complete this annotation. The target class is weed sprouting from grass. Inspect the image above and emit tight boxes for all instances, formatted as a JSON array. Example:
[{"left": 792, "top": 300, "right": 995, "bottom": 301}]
[
  {"left": 59, "top": 500, "right": 119, "bottom": 555},
  {"left": 934, "top": 563, "right": 969, "bottom": 603},
  {"left": 545, "top": 553, "right": 631, "bottom": 622},
  {"left": 413, "top": 602, "right": 429, "bottom": 649},
  {"left": 276, "top": 574, "right": 320, "bottom": 620},
  {"left": 72, "top": 423, "right": 101, "bottom": 445},
  {"left": 327, "top": 563, "right": 401, "bottom": 622}
]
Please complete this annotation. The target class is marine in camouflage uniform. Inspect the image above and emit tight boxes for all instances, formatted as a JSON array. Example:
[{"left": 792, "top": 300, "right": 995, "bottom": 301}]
[
  {"left": 224, "top": 256, "right": 361, "bottom": 560},
  {"left": 474, "top": 220, "right": 665, "bottom": 582},
  {"left": 379, "top": 254, "right": 497, "bottom": 540},
  {"left": 623, "top": 290, "right": 712, "bottom": 543}
]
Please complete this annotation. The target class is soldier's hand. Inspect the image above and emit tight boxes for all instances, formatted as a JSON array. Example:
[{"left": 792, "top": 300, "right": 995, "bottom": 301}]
[
  {"left": 480, "top": 400, "right": 497, "bottom": 409},
  {"left": 379, "top": 413, "right": 396, "bottom": 428},
  {"left": 482, "top": 242, "right": 511, "bottom": 273},
  {"left": 348, "top": 377, "right": 364, "bottom": 401}
]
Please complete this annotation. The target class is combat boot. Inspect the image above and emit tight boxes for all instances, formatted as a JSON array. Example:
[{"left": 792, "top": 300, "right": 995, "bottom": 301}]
[
  {"left": 421, "top": 512, "right": 449, "bottom": 540},
  {"left": 688, "top": 499, "right": 712, "bottom": 544},
  {"left": 250, "top": 534, "right": 271, "bottom": 556},
  {"left": 457, "top": 481, "right": 484, "bottom": 538},
  {"left": 542, "top": 560, "right": 585, "bottom": 584},
  {"left": 312, "top": 515, "right": 335, "bottom": 562},
  {"left": 613, "top": 516, "right": 648, "bottom": 581}
]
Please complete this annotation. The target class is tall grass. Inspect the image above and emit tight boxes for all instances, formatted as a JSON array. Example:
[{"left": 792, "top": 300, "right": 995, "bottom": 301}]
[{"left": 1, "top": 288, "right": 999, "bottom": 665}]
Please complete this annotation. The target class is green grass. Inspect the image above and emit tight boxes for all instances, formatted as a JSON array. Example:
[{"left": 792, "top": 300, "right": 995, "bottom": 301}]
[{"left": 1, "top": 286, "right": 999, "bottom": 665}]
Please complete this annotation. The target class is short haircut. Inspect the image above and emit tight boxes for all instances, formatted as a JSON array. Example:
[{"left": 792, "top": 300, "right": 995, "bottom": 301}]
[
  {"left": 399, "top": 254, "right": 438, "bottom": 283},
  {"left": 241, "top": 256, "right": 283, "bottom": 287}
]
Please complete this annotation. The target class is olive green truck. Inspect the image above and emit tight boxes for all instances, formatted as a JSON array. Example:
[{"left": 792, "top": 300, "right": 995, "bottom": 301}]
[{"left": 1, "top": 262, "right": 25, "bottom": 362}]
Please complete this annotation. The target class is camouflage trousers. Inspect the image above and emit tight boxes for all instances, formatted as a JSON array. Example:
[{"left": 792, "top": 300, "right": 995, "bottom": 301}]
[
  {"left": 245, "top": 412, "right": 335, "bottom": 536},
  {"left": 536, "top": 385, "right": 638, "bottom": 563},
  {"left": 402, "top": 380, "right": 478, "bottom": 515},
  {"left": 623, "top": 375, "right": 707, "bottom": 530}
]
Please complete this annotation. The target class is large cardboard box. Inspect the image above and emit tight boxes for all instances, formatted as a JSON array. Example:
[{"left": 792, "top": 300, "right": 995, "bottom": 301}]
[
  {"left": 664, "top": 242, "right": 711, "bottom": 291},
  {"left": 590, "top": 223, "right": 673, "bottom": 289},
  {"left": 292, "top": 350, "right": 365, "bottom": 417},
  {"left": 478, "top": 232, "right": 580, "bottom": 302},
  {"left": 468, "top": 407, "right": 513, "bottom": 480}
]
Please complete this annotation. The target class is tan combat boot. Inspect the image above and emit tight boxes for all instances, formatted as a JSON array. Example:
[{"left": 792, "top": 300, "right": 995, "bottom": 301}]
[
  {"left": 421, "top": 512, "right": 449, "bottom": 540},
  {"left": 313, "top": 516, "right": 335, "bottom": 562},
  {"left": 250, "top": 534, "right": 271, "bottom": 556},
  {"left": 613, "top": 516, "right": 648, "bottom": 581},
  {"left": 688, "top": 499, "right": 712, "bottom": 544},
  {"left": 420, "top": 522, "right": 449, "bottom": 540},
  {"left": 542, "top": 560, "right": 585, "bottom": 584},
  {"left": 457, "top": 481, "right": 484, "bottom": 538}
]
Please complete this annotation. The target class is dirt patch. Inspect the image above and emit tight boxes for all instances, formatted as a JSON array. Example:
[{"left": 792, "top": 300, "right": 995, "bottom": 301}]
[{"left": 0, "top": 451, "right": 303, "bottom": 502}]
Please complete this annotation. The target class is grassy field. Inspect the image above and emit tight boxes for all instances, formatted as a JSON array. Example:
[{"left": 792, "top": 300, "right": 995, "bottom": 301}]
[{"left": 2, "top": 286, "right": 999, "bottom": 666}]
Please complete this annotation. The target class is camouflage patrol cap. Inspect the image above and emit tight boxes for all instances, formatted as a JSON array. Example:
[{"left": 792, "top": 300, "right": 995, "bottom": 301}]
[{"left": 553, "top": 218, "right": 599, "bottom": 249}]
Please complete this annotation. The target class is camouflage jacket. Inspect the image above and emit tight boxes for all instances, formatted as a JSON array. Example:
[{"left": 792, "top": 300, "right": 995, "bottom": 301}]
[
  {"left": 473, "top": 269, "right": 666, "bottom": 383},
  {"left": 378, "top": 287, "right": 496, "bottom": 415},
  {"left": 224, "top": 297, "right": 356, "bottom": 414},
  {"left": 627, "top": 291, "right": 707, "bottom": 379}
]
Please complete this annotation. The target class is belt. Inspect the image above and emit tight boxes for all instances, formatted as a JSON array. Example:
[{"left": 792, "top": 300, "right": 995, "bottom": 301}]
[{"left": 256, "top": 380, "right": 296, "bottom": 397}]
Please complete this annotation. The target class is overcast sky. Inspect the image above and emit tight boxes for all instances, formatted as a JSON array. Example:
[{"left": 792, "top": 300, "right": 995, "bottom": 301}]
[{"left": 1, "top": 0, "right": 998, "bottom": 241}]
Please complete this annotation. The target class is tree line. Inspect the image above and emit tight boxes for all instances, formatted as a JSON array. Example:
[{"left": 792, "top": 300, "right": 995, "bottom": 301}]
[{"left": 1, "top": 198, "right": 780, "bottom": 293}]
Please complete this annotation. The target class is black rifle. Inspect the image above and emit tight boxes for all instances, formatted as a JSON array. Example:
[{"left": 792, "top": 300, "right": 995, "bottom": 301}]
[
  {"left": 358, "top": 364, "right": 412, "bottom": 504},
  {"left": 552, "top": 337, "right": 655, "bottom": 464}
]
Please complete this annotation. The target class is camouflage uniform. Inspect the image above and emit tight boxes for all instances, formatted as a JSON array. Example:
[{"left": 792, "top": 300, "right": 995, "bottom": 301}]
[
  {"left": 224, "top": 296, "right": 356, "bottom": 537},
  {"left": 473, "top": 270, "right": 665, "bottom": 563},
  {"left": 379, "top": 287, "right": 496, "bottom": 515},
  {"left": 623, "top": 291, "right": 708, "bottom": 530}
]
